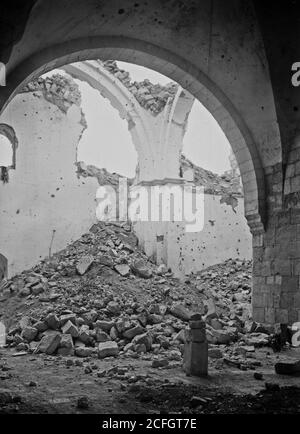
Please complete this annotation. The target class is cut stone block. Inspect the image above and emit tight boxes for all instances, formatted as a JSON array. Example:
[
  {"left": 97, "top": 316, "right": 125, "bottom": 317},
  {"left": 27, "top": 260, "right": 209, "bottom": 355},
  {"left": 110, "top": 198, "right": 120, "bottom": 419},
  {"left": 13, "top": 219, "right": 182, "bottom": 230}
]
[
  {"left": 123, "top": 325, "right": 145, "bottom": 340},
  {"left": 61, "top": 320, "right": 79, "bottom": 338},
  {"left": 114, "top": 264, "right": 130, "bottom": 277},
  {"left": 76, "top": 255, "right": 94, "bottom": 275},
  {"left": 98, "top": 341, "right": 119, "bottom": 359},
  {"left": 35, "top": 332, "right": 61, "bottom": 355}
]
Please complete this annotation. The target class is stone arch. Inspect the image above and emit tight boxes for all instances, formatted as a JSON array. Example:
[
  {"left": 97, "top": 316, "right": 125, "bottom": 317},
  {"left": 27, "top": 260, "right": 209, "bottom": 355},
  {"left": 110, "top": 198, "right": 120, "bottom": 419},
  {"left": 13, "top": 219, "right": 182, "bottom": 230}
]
[
  {"left": 62, "top": 60, "right": 155, "bottom": 180},
  {"left": 0, "top": 37, "right": 266, "bottom": 231},
  {"left": 160, "top": 87, "right": 195, "bottom": 180}
]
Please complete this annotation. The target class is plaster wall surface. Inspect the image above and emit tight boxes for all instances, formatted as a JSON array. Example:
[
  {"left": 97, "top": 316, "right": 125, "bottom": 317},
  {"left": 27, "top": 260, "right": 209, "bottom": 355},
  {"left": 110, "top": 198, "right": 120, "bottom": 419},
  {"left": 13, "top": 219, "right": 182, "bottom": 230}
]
[
  {"left": 133, "top": 191, "right": 251, "bottom": 277},
  {"left": 0, "top": 92, "right": 98, "bottom": 277}
]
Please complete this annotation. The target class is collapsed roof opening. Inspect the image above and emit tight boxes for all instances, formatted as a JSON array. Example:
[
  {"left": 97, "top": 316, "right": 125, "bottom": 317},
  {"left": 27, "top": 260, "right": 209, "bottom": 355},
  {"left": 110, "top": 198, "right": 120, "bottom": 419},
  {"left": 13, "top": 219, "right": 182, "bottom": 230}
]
[
  {"left": 42, "top": 65, "right": 139, "bottom": 179},
  {"left": 76, "top": 78, "right": 138, "bottom": 179}
]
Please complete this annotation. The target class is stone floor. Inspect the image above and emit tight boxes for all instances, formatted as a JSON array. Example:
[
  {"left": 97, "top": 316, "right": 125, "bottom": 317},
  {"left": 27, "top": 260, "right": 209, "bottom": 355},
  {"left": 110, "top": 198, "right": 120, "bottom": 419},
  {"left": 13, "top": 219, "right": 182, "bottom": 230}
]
[{"left": 1, "top": 346, "right": 300, "bottom": 413}]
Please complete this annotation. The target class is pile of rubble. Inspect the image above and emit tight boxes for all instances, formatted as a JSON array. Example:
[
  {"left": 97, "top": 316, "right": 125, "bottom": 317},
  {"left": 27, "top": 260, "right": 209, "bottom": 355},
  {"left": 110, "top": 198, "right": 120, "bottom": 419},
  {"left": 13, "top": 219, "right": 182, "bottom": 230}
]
[
  {"left": 102, "top": 60, "right": 178, "bottom": 115},
  {"left": 180, "top": 153, "right": 243, "bottom": 197},
  {"left": 0, "top": 221, "right": 281, "bottom": 370}
]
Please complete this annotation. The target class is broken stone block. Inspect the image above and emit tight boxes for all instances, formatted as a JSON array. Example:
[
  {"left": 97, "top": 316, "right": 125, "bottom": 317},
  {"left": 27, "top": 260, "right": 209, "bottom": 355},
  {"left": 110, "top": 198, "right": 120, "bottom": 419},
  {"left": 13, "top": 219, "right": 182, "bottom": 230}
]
[
  {"left": 244, "top": 333, "right": 269, "bottom": 347},
  {"left": 78, "top": 325, "right": 90, "bottom": 344},
  {"left": 156, "top": 335, "right": 170, "bottom": 349},
  {"left": 114, "top": 264, "right": 130, "bottom": 277},
  {"left": 204, "top": 299, "right": 217, "bottom": 320},
  {"left": 76, "top": 255, "right": 94, "bottom": 275},
  {"left": 21, "top": 326, "right": 38, "bottom": 343},
  {"left": 174, "top": 329, "right": 186, "bottom": 343},
  {"left": 123, "top": 325, "right": 145, "bottom": 340},
  {"left": 210, "top": 318, "right": 223, "bottom": 330},
  {"left": 96, "top": 330, "right": 109, "bottom": 343},
  {"left": 235, "top": 345, "right": 255, "bottom": 356},
  {"left": 45, "top": 313, "right": 60, "bottom": 330},
  {"left": 34, "top": 321, "right": 48, "bottom": 332},
  {"left": 95, "top": 320, "right": 114, "bottom": 332},
  {"left": 152, "top": 358, "right": 169, "bottom": 368},
  {"left": 61, "top": 320, "right": 79, "bottom": 338},
  {"left": 81, "top": 310, "right": 98, "bottom": 326},
  {"left": 275, "top": 359, "right": 300, "bottom": 375},
  {"left": 58, "top": 334, "right": 74, "bottom": 356},
  {"left": 135, "top": 343, "right": 147, "bottom": 353},
  {"left": 207, "top": 328, "right": 236, "bottom": 345},
  {"left": 107, "top": 301, "right": 120, "bottom": 315},
  {"left": 115, "top": 318, "right": 128, "bottom": 334},
  {"left": 110, "top": 326, "right": 119, "bottom": 340},
  {"left": 131, "top": 259, "right": 152, "bottom": 279},
  {"left": 74, "top": 344, "right": 94, "bottom": 358},
  {"left": 98, "top": 254, "right": 114, "bottom": 268},
  {"left": 123, "top": 342, "right": 135, "bottom": 352},
  {"left": 137, "top": 311, "right": 148, "bottom": 327},
  {"left": 98, "top": 341, "right": 119, "bottom": 359},
  {"left": 35, "top": 331, "right": 61, "bottom": 355},
  {"left": 31, "top": 283, "right": 45, "bottom": 295},
  {"left": 19, "top": 287, "right": 31, "bottom": 297},
  {"left": 19, "top": 316, "right": 31, "bottom": 330},
  {"left": 59, "top": 313, "right": 77, "bottom": 326},
  {"left": 148, "top": 314, "right": 163, "bottom": 324},
  {"left": 132, "top": 332, "right": 152, "bottom": 351},
  {"left": 244, "top": 321, "right": 258, "bottom": 334},
  {"left": 170, "top": 304, "right": 192, "bottom": 321},
  {"left": 29, "top": 341, "right": 39, "bottom": 352}
]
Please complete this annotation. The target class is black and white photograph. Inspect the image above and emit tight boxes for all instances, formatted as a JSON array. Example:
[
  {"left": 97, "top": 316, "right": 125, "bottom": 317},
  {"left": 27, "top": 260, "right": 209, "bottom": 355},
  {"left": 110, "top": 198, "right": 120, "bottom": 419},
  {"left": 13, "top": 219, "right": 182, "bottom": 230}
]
[{"left": 0, "top": 0, "right": 300, "bottom": 420}]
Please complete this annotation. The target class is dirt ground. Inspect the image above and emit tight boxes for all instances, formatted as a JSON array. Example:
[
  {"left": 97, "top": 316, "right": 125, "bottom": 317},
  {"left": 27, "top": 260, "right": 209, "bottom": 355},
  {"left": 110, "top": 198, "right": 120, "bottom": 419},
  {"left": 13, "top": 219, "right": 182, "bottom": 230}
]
[{"left": 1, "top": 346, "right": 300, "bottom": 414}]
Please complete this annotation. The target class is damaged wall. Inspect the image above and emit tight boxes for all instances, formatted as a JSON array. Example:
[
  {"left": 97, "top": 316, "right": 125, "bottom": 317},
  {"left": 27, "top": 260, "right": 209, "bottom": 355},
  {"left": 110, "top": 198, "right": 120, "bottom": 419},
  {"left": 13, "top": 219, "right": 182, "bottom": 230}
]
[
  {"left": 0, "top": 75, "right": 98, "bottom": 277},
  {"left": 63, "top": 60, "right": 195, "bottom": 182},
  {"left": 0, "top": 66, "right": 251, "bottom": 279},
  {"left": 133, "top": 193, "right": 251, "bottom": 277},
  {"left": 132, "top": 168, "right": 251, "bottom": 277},
  {"left": 79, "top": 158, "right": 252, "bottom": 277}
]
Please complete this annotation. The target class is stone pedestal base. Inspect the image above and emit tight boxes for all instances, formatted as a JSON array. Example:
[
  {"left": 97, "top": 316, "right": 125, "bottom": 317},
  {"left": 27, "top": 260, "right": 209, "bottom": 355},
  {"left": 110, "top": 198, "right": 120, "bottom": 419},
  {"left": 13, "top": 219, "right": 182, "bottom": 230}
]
[{"left": 183, "top": 341, "right": 208, "bottom": 377}]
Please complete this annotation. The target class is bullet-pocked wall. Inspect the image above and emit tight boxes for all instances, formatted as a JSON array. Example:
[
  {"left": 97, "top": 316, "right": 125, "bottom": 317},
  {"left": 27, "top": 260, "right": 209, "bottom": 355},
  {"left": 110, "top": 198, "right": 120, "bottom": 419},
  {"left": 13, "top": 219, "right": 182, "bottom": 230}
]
[
  {"left": 0, "top": 75, "right": 99, "bottom": 276},
  {"left": 60, "top": 60, "right": 253, "bottom": 277},
  {"left": 0, "top": 60, "right": 252, "bottom": 279}
]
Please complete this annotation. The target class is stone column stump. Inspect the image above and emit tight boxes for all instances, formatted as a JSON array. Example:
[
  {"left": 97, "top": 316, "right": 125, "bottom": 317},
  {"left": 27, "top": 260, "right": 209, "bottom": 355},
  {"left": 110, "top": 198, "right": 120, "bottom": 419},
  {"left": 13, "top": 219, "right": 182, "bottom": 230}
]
[{"left": 183, "top": 314, "right": 208, "bottom": 377}]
